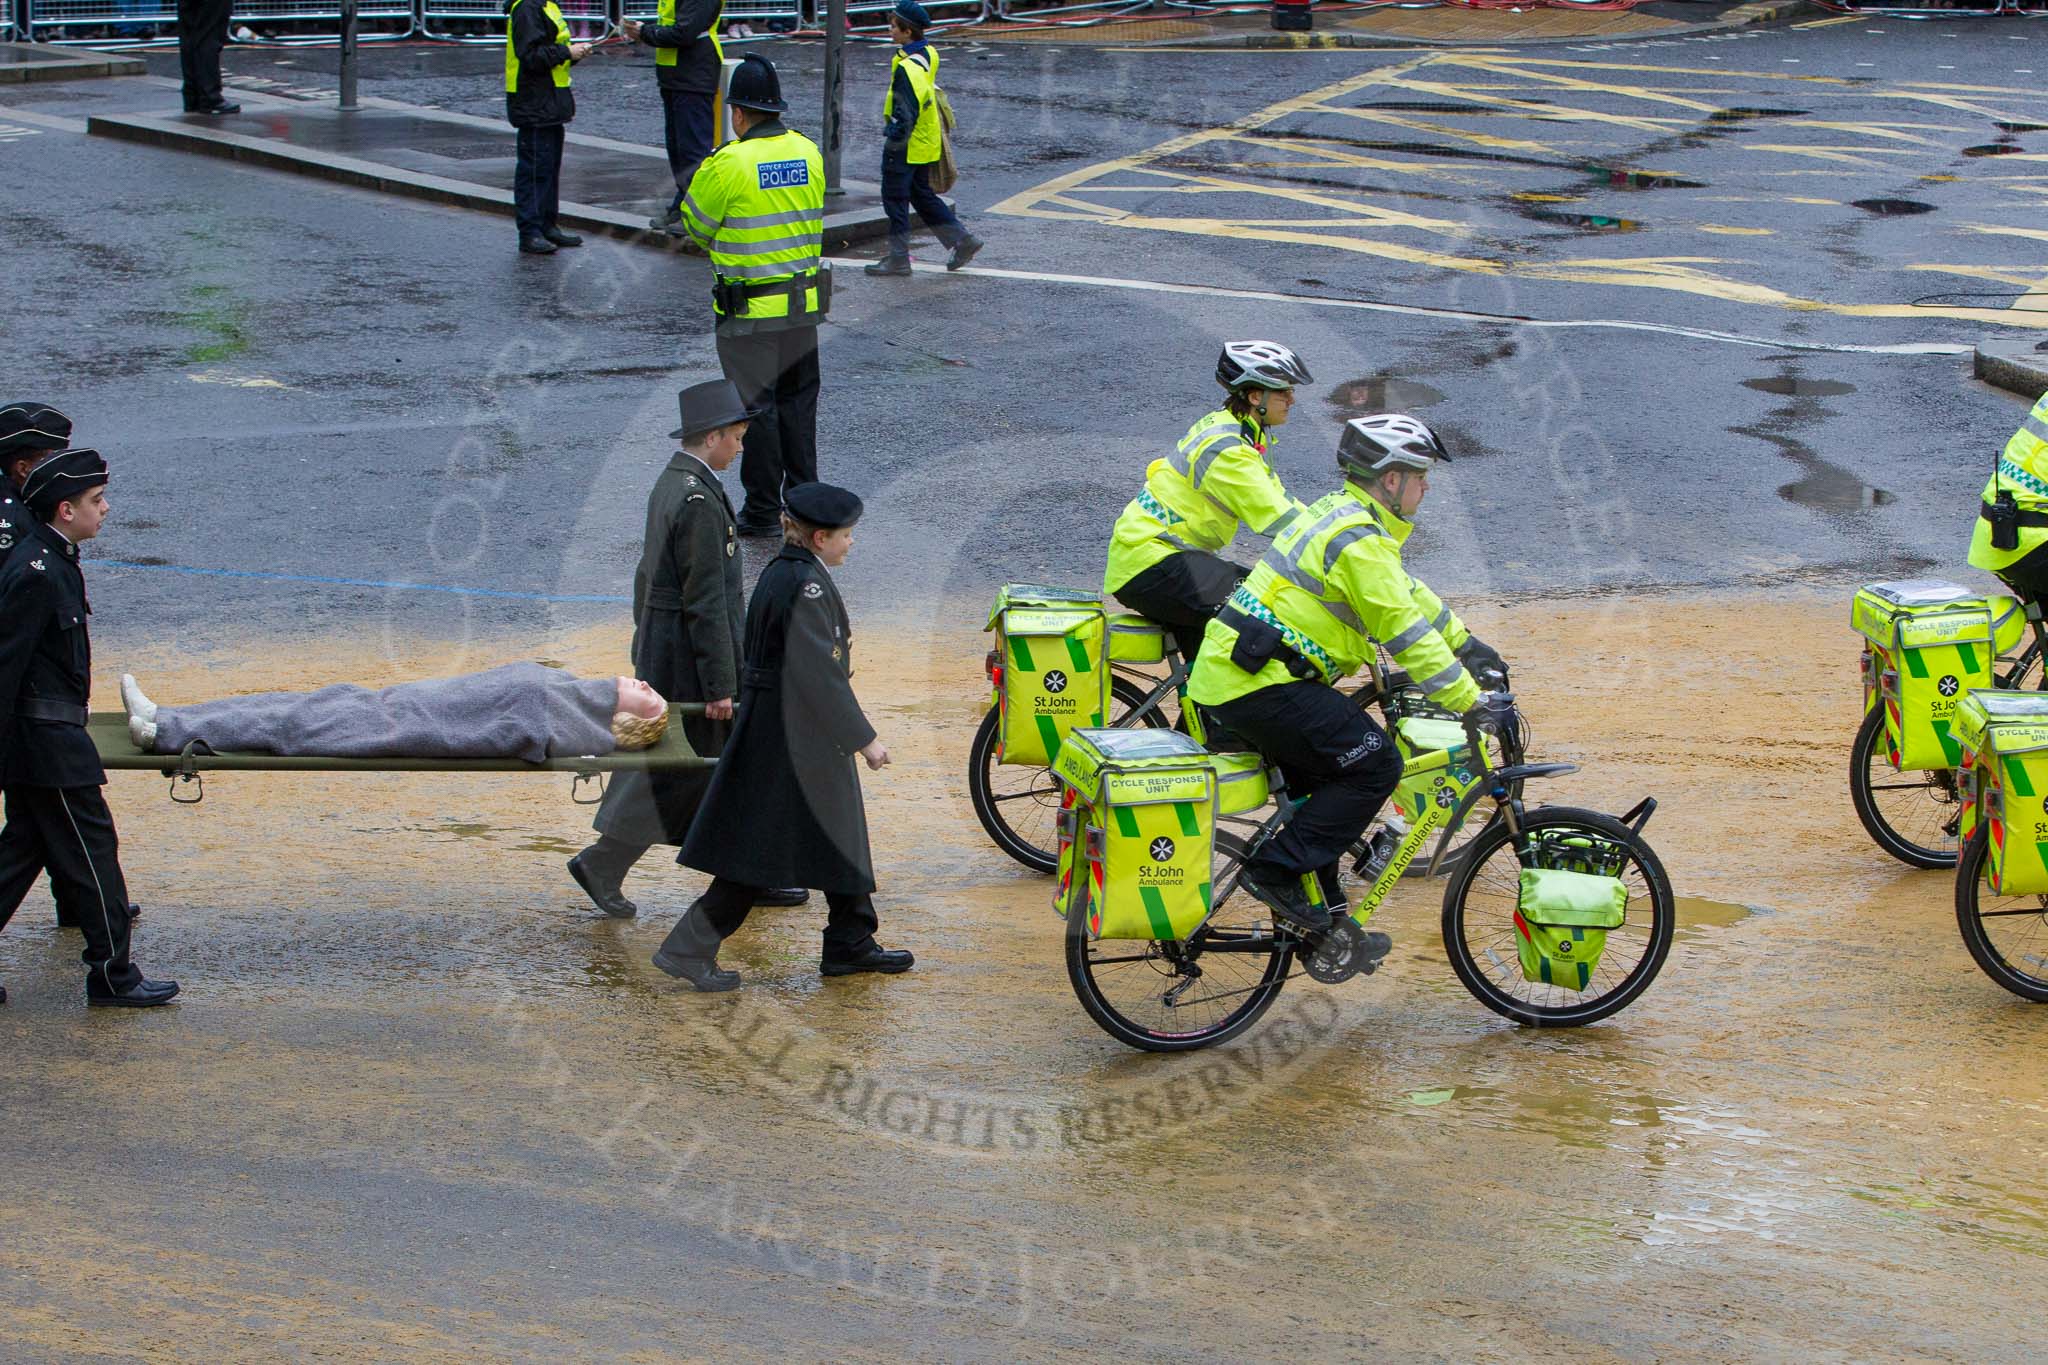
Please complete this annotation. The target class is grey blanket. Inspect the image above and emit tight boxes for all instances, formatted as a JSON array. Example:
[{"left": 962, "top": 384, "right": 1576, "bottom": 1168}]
[{"left": 153, "top": 662, "right": 621, "bottom": 762}]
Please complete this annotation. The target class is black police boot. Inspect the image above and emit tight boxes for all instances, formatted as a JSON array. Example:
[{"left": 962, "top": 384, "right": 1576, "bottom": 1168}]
[
  {"left": 542, "top": 225, "right": 583, "bottom": 248},
  {"left": 821, "top": 942, "right": 915, "bottom": 977},
  {"left": 192, "top": 100, "right": 241, "bottom": 116},
  {"left": 864, "top": 255, "right": 912, "bottom": 277},
  {"left": 652, "top": 904, "right": 740, "bottom": 992},
  {"left": 754, "top": 887, "right": 811, "bottom": 908},
  {"left": 1, "top": 982, "right": 7, "bottom": 1005},
  {"left": 519, "top": 232, "right": 558, "bottom": 255},
  {"left": 87, "top": 977, "right": 180, "bottom": 1008},
  {"left": 1242, "top": 863, "right": 1332, "bottom": 934},
  {"left": 568, "top": 847, "right": 639, "bottom": 918},
  {"left": 946, "top": 234, "right": 984, "bottom": 272},
  {"left": 648, "top": 206, "right": 683, "bottom": 231}
]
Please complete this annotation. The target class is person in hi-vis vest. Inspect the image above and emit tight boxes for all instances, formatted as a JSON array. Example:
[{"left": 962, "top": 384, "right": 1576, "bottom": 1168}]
[
  {"left": 679, "top": 54, "right": 832, "bottom": 536},
  {"left": 865, "top": 0, "right": 983, "bottom": 278},
  {"left": 1969, "top": 390, "right": 2048, "bottom": 603},
  {"left": 625, "top": 0, "right": 725, "bottom": 235},
  {"left": 504, "top": 0, "right": 593, "bottom": 255}
]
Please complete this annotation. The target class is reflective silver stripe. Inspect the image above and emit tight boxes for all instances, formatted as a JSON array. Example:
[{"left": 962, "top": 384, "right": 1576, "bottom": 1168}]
[
  {"left": 1257, "top": 504, "right": 1301, "bottom": 538},
  {"left": 681, "top": 191, "right": 717, "bottom": 229},
  {"left": 723, "top": 207, "right": 824, "bottom": 230},
  {"left": 2025, "top": 413, "right": 2048, "bottom": 446},
  {"left": 1381, "top": 614, "right": 1435, "bottom": 655},
  {"left": 711, "top": 231, "right": 824, "bottom": 256},
  {"left": 715, "top": 257, "right": 823, "bottom": 280},
  {"left": 1320, "top": 522, "right": 1387, "bottom": 574},
  {"left": 1258, "top": 544, "right": 1364, "bottom": 632},
  {"left": 1431, "top": 603, "right": 1452, "bottom": 633},
  {"left": 1158, "top": 530, "right": 1205, "bottom": 554},
  {"left": 1419, "top": 660, "right": 1466, "bottom": 695},
  {"left": 1188, "top": 429, "right": 1240, "bottom": 486}
]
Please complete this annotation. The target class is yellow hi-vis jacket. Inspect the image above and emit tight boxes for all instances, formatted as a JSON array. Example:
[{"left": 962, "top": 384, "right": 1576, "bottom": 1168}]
[
  {"left": 1103, "top": 408, "right": 1304, "bottom": 595},
  {"left": 682, "top": 122, "right": 829, "bottom": 334},
  {"left": 1969, "top": 389, "right": 2048, "bottom": 575},
  {"left": 1187, "top": 483, "right": 1481, "bottom": 713},
  {"left": 505, "top": 0, "right": 571, "bottom": 93},
  {"left": 885, "top": 46, "right": 943, "bottom": 165}
]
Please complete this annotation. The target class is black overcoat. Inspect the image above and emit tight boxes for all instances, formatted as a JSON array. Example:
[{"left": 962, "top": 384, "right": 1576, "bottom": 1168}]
[
  {"left": 679, "top": 544, "right": 877, "bottom": 893},
  {"left": 0, "top": 519, "right": 105, "bottom": 789},
  {"left": 595, "top": 452, "right": 744, "bottom": 846}
]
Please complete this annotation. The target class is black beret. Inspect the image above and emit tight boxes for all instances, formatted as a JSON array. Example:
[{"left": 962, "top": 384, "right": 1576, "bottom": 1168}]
[
  {"left": 784, "top": 481, "right": 863, "bottom": 530},
  {"left": 0, "top": 402, "right": 73, "bottom": 460},
  {"left": 22, "top": 447, "right": 109, "bottom": 520}
]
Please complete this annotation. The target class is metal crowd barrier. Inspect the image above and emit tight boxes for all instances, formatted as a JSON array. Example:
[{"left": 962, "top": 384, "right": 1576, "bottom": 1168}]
[
  {"left": 419, "top": 0, "right": 611, "bottom": 42},
  {"left": 844, "top": 0, "right": 988, "bottom": 29},
  {"left": 993, "top": 0, "right": 1150, "bottom": 21},
  {"left": 620, "top": 0, "right": 807, "bottom": 31},
  {"left": 24, "top": 0, "right": 415, "bottom": 40},
  {"left": 27, "top": 0, "right": 178, "bottom": 40}
]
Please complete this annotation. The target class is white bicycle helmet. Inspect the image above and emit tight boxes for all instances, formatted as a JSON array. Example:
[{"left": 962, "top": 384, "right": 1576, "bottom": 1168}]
[
  {"left": 1338, "top": 413, "right": 1450, "bottom": 478},
  {"left": 1216, "top": 341, "right": 1313, "bottom": 392}
]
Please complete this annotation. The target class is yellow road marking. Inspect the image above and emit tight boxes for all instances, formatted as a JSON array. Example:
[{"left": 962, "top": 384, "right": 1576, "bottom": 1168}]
[
  {"left": 1963, "top": 224, "right": 2048, "bottom": 245},
  {"left": 1700, "top": 225, "right": 1775, "bottom": 236},
  {"left": 1741, "top": 144, "right": 1920, "bottom": 167},
  {"left": 1794, "top": 13, "right": 1865, "bottom": 26}
]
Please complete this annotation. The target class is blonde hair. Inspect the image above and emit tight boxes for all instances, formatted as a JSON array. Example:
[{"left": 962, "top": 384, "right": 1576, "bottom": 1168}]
[
  {"left": 610, "top": 708, "right": 671, "bottom": 751},
  {"left": 782, "top": 511, "right": 829, "bottom": 549}
]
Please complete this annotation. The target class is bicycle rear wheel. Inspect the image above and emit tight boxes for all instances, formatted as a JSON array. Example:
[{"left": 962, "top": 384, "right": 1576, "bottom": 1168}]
[
  {"left": 1955, "top": 827, "right": 2048, "bottom": 1003},
  {"left": 969, "top": 674, "right": 1163, "bottom": 874},
  {"left": 1848, "top": 706, "right": 1961, "bottom": 869},
  {"left": 1441, "top": 806, "right": 1674, "bottom": 1027},
  {"left": 1066, "top": 832, "right": 1293, "bottom": 1051}
]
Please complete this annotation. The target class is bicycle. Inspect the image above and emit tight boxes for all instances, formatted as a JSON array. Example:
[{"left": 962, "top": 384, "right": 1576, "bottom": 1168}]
[
  {"left": 969, "top": 614, "right": 1516, "bottom": 879},
  {"left": 1065, "top": 696, "right": 1674, "bottom": 1051}
]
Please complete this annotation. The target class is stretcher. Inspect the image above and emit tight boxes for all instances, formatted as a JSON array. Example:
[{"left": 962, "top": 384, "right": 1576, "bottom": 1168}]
[{"left": 88, "top": 706, "right": 712, "bottom": 804}]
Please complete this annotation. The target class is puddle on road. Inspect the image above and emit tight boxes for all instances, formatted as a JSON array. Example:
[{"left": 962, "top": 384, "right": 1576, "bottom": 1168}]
[
  {"left": 1780, "top": 476, "right": 1897, "bottom": 512},
  {"left": 1995, "top": 121, "right": 2048, "bottom": 135},
  {"left": 1361, "top": 100, "right": 1547, "bottom": 115},
  {"left": 1520, "top": 209, "right": 1643, "bottom": 233},
  {"left": 1706, "top": 108, "right": 1811, "bottom": 124},
  {"left": 1743, "top": 377, "right": 1858, "bottom": 398},
  {"left": 1675, "top": 897, "right": 1762, "bottom": 941},
  {"left": 1851, "top": 199, "right": 1938, "bottom": 217},
  {"left": 1585, "top": 164, "right": 1706, "bottom": 191},
  {"left": 1963, "top": 144, "right": 2027, "bottom": 158},
  {"left": 1329, "top": 376, "right": 1447, "bottom": 413}
]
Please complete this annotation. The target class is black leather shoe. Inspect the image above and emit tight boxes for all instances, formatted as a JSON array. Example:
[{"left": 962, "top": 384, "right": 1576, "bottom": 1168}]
[
  {"left": 542, "top": 226, "right": 583, "bottom": 247},
  {"left": 87, "top": 977, "right": 180, "bottom": 1008},
  {"left": 648, "top": 208, "right": 682, "bottom": 231},
  {"left": 191, "top": 100, "right": 241, "bottom": 116},
  {"left": 821, "top": 943, "right": 914, "bottom": 976},
  {"left": 653, "top": 948, "right": 740, "bottom": 992},
  {"left": 734, "top": 519, "right": 781, "bottom": 538},
  {"left": 1242, "top": 864, "right": 1332, "bottom": 934},
  {"left": 754, "top": 887, "right": 810, "bottom": 907},
  {"left": 519, "top": 233, "right": 558, "bottom": 255},
  {"left": 1, "top": 982, "right": 8, "bottom": 1005},
  {"left": 864, "top": 256, "right": 912, "bottom": 277},
  {"left": 568, "top": 853, "right": 637, "bottom": 918},
  {"left": 946, "top": 234, "right": 984, "bottom": 271}
]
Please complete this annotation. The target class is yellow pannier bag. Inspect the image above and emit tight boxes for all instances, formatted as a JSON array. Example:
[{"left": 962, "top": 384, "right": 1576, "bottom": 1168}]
[
  {"left": 1387, "top": 715, "right": 1481, "bottom": 826},
  {"left": 1852, "top": 579, "right": 2023, "bottom": 771},
  {"left": 986, "top": 584, "right": 1109, "bottom": 767},
  {"left": 1514, "top": 867, "right": 1627, "bottom": 992},
  {"left": 1211, "top": 751, "right": 1271, "bottom": 817},
  {"left": 1107, "top": 612, "right": 1168, "bottom": 664},
  {"left": 1053, "top": 728, "right": 1217, "bottom": 941},
  {"left": 1955, "top": 689, "right": 2048, "bottom": 896}
]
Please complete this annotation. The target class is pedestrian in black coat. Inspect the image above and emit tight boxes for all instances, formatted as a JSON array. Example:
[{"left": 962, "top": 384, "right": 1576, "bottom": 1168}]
[
  {"left": 176, "top": 0, "right": 239, "bottom": 115},
  {"left": 656, "top": 483, "right": 914, "bottom": 991},
  {"left": 505, "top": 0, "right": 593, "bottom": 255},
  {"left": 0, "top": 450, "right": 178, "bottom": 1008},
  {"left": 571, "top": 382, "right": 808, "bottom": 918}
]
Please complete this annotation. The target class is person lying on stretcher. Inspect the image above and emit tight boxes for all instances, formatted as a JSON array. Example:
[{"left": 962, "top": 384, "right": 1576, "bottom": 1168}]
[{"left": 118, "top": 663, "right": 670, "bottom": 762}]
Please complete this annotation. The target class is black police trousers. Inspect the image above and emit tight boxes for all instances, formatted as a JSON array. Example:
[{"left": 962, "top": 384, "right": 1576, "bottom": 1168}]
[
  {"left": 0, "top": 785, "right": 143, "bottom": 994},
  {"left": 177, "top": 0, "right": 231, "bottom": 109},
  {"left": 1208, "top": 681, "right": 1403, "bottom": 878},
  {"left": 716, "top": 326, "right": 821, "bottom": 529},
  {"left": 1111, "top": 550, "right": 1249, "bottom": 661},
  {"left": 1995, "top": 539, "right": 2048, "bottom": 606},
  {"left": 696, "top": 875, "right": 878, "bottom": 959}
]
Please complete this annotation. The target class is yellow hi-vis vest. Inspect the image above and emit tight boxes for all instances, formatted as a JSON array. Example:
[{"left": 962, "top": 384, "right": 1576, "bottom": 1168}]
[
  {"left": 885, "top": 46, "right": 942, "bottom": 165},
  {"left": 655, "top": 0, "right": 723, "bottom": 69},
  {"left": 505, "top": 0, "right": 572, "bottom": 92},
  {"left": 681, "top": 126, "right": 829, "bottom": 329},
  {"left": 1103, "top": 408, "right": 1303, "bottom": 595},
  {"left": 1186, "top": 485, "right": 1480, "bottom": 713},
  {"left": 1969, "top": 390, "right": 2048, "bottom": 574}
]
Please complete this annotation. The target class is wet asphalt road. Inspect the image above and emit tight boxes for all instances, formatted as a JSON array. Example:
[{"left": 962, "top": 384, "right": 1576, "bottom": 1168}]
[{"left": 0, "top": 20, "right": 2044, "bottom": 650}]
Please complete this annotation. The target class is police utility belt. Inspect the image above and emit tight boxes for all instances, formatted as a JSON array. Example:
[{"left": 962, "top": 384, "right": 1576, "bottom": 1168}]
[
  {"left": 14, "top": 698, "right": 89, "bottom": 727},
  {"left": 712, "top": 264, "right": 832, "bottom": 319},
  {"left": 1217, "top": 602, "right": 1329, "bottom": 684}
]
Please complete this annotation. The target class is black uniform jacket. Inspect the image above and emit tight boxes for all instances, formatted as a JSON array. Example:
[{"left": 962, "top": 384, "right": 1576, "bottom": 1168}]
[
  {"left": 595, "top": 453, "right": 745, "bottom": 845},
  {"left": 680, "top": 544, "right": 878, "bottom": 893},
  {"left": 0, "top": 486, "right": 30, "bottom": 573},
  {"left": 505, "top": 0, "right": 576, "bottom": 129},
  {"left": 0, "top": 518, "right": 105, "bottom": 788},
  {"left": 639, "top": 0, "right": 723, "bottom": 95}
]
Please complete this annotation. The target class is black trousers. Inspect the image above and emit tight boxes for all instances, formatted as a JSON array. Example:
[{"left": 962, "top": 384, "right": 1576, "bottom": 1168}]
[
  {"left": 0, "top": 785, "right": 142, "bottom": 993},
  {"left": 660, "top": 88, "right": 716, "bottom": 214},
  {"left": 880, "top": 150, "right": 962, "bottom": 255},
  {"left": 697, "top": 875, "right": 877, "bottom": 957},
  {"left": 588, "top": 706, "right": 728, "bottom": 859},
  {"left": 177, "top": 0, "right": 231, "bottom": 109},
  {"left": 716, "top": 326, "right": 821, "bottom": 528},
  {"left": 514, "top": 123, "right": 566, "bottom": 236},
  {"left": 1111, "top": 550, "right": 1250, "bottom": 660},
  {"left": 1995, "top": 539, "right": 2048, "bottom": 605},
  {"left": 1209, "top": 681, "right": 1403, "bottom": 878}
]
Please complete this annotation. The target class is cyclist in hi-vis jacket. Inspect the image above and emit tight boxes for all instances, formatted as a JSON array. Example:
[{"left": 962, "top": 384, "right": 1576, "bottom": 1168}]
[
  {"left": 1187, "top": 414, "right": 1511, "bottom": 952},
  {"left": 1969, "top": 388, "right": 2048, "bottom": 602},
  {"left": 1103, "top": 342, "right": 1314, "bottom": 660}
]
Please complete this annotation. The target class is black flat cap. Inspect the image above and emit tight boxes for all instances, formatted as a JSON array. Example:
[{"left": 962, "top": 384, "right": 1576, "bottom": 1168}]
[
  {"left": 0, "top": 403, "right": 73, "bottom": 460},
  {"left": 670, "top": 379, "right": 759, "bottom": 439},
  {"left": 22, "top": 447, "right": 108, "bottom": 520},
  {"left": 785, "top": 482, "right": 863, "bottom": 530}
]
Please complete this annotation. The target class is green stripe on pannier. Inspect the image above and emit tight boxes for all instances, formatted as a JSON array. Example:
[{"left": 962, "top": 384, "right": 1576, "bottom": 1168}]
[
  {"left": 1065, "top": 636, "right": 1092, "bottom": 674},
  {"left": 1139, "top": 886, "right": 1176, "bottom": 939},
  {"left": 1113, "top": 804, "right": 1141, "bottom": 838},
  {"left": 1008, "top": 636, "right": 1035, "bottom": 671},
  {"left": 1174, "top": 802, "right": 1201, "bottom": 837},
  {"left": 1957, "top": 642, "right": 1979, "bottom": 674},
  {"left": 1903, "top": 650, "right": 1929, "bottom": 679}
]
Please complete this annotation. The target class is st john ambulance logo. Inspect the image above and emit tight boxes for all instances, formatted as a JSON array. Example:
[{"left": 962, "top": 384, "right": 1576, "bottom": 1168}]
[
  {"left": 1150, "top": 837, "right": 1176, "bottom": 862},
  {"left": 1939, "top": 675, "right": 1960, "bottom": 698},
  {"left": 1043, "top": 670, "right": 1068, "bottom": 694}
]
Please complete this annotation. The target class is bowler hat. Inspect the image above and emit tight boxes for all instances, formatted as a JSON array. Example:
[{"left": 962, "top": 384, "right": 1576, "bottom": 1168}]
[
  {"left": 785, "top": 481, "right": 863, "bottom": 530},
  {"left": 726, "top": 53, "right": 787, "bottom": 115},
  {"left": 0, "top": 402, "right": 72, "bottom": 460},
  {"left": 670, "top": 379, "right": 758, "bottom": 439}
]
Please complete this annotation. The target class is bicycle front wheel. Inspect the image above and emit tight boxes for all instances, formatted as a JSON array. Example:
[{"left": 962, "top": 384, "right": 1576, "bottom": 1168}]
[
  {"left": 1066, "top": 832, "right": 1293, "bottom": 1051},
  {"left": 1848, "top": 706, "right": 1961, "bottom": 869},
  {"left": 1442, "top": 806, "right": 1674, "bottom": 1027},
  {"left": 969, "top": 674, "right": 1165, "bottom": 874},
  {"left": 1955, "top": 827, "right": 2048, "bottom": 1002}
]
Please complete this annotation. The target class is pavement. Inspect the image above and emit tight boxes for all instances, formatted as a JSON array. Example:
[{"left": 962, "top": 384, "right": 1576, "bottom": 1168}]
[
  {"left": 1978, "top": 338, "right": 2048, "bottom": 400},
  {"left": 0, "top": 39, "right": 144, "bottom": 83}
]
